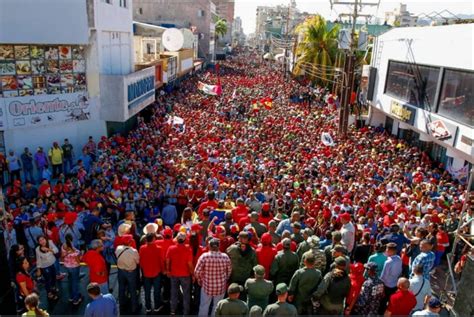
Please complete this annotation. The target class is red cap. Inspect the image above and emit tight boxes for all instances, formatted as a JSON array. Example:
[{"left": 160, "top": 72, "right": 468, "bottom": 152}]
[
  {"left": 46, "top": 213, "right": 57, "bottom": 222},
  {"left": 334, "top": 206, "right": 341, "bottom": 212},
  {"left": 14, "top": 180, "right": 21, "bottom": 187},
  {"left": 173, "top": 223, "right": 182, "bottom": 233},
  {"left": 262, "top": 203, "right": 271, "bottom": 212},
  {"left": 261, "top": 232, "right": 272, "bottom": 244},
  {"left": 215, "top": 225, "right": 226, "bottom": 235},
  {"left": 340, "top": 213, "right": 351, "bottom": 222},
  {"left": 305, "top": 217, "right": 316, "bottom": 227},
  {"left": 64, "top": 212, "right": 78, "bottom": 225},
  {"left": 163, "top": 228, "right": 173, "bottom": 237}
]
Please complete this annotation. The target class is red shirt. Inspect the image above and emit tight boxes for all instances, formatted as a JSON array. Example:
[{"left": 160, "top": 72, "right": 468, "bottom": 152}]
[
  {"left": 139, "top": 243, "right": 163, "bottom": 278},
  {"left": 156, "top": 238, "right": 175, "bottom": 264},
  {"left": 436, "top": 230, "right": 449, "bottom": 252},
  {"left": 256, "top": 245, "right": 277, "bottom": 279},
  {"left": 232, "top": 205, "right": 249, "bottom": 224},
  {"left": 83, "top": 250, "right": 108, "bottom": 284},
  {"left": 16, "top": 272, "right": 34, "bottom": 296},
  {"left": 198, "top": 200, "right": 218, "bottom": 219},
  {"left": 258, "top": 214, "right": 273, "bottom": 227},
  {"left": 387, "top": 290, "right": 417, "bottom": 316},
  {"left": 166, "top": 243, "right": 193, "bottom": 277}
]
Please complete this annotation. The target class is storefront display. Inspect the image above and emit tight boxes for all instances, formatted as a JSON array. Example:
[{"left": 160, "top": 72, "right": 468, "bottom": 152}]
[{"left": 0, "top": 44, "right": 86, "bottom": 97}]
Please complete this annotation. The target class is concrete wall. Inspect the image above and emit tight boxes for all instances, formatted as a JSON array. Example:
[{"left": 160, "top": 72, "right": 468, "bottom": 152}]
[
  {"left": 4, "top": 98, "right": 106, "bottom": 160},
  {"left": 370, "top": 24, "right": 474, "bottom": 164},
  {"left": 0, "top": 0, "right": 89, "bottom": 44},
  {"left": 100, "top": 75, "right": 126, "bottom": 122}
]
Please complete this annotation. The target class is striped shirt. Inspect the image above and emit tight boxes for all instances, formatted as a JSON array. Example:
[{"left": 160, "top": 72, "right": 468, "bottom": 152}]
[{"left": 194, "top": 250, "right": 232, "bottom": 296}]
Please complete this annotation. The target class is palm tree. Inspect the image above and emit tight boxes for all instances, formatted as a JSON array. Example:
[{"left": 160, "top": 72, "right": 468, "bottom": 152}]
[
  {"left": 293, "top": 15, "right": 340, "bottom": 84},
  {"left": 215, "top": 18, "right": 228, "bottom": 40}
]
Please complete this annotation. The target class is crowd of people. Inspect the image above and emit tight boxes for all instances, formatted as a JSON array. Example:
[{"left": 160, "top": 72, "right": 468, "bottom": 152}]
[{"left": 2, "top": 49, "right": 473, "bottom": 317}]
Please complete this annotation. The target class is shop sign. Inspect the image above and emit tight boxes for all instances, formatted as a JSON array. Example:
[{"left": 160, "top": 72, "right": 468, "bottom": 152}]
[
  {"left": 0, "top": 92, "right": 91, "bottom": 130},
  {"left": 125, "top": 67, "right": 155, "bottom": 117},
  {"left": 427, "top": 115, "right": 458, "bottom": 147},
  {"left": 390, "top": 100, "right": 415, "bottom": 125}
]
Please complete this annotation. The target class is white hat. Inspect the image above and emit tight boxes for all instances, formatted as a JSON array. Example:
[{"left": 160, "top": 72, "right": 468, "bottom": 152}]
[
  {"left": 118, "top": 223, "right": 131, "bottom": 236},
  {"left": 143, "top": 222, "right": 158, "bottom": 235}
]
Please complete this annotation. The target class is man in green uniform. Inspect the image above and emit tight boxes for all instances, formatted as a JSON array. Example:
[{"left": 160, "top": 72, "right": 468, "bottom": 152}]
[
  {"left": 263, "top": 283, "right": 297, "bottom": 316},
  {"left": 296, "top": 228, "right": 314, "bottom": 259},
  {"left": 313, "top": 256, "right": 351, "bottom": 315},
  {"left": 227, "top": 231, "right": 258, "bottom": 286},
  {"left": 330, "top": 245, "right": 350, "bottom": 273},
  {"left": 245, "top": 265, "right": 274, "bottom": 310},
  {"left": 288, "top": 253, "right": 323, "bottom": 315},
  {"left": 245, "top": 212, "right": 267, "bottom": 238},
  {"left": 324, "top": 231, "right": 342, "bottom": 272},
  {"left": 215, "top": 283, "right": 249, "bottom": 316},
  {"left": 300, "top": 236, "right": 327, "bottom": 273},
  {"left": 290, "top": 222, "right": 304, "bottom": 244},
  {"left": 270, "top": 238, "right": 299, "bottom": 286}
]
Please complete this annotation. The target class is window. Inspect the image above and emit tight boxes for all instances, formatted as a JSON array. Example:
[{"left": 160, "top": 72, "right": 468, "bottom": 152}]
[
  {"left": 437, "top": 69, "right": 474, "bottom": 127},
  {"left": 384, "top": 60, "right": 440, "bottom": 110},
  {"left": 138, "top": 8, "right": 143, "bottom": 15},
  {"left": 102, "top": 0, "right": 111, "bottom": 4},
  {"left": 119, "top": 0, "right": 126, "bottom": 8},
  {"left": 198, "top": 10, "right": 205, "bottom": 17}
]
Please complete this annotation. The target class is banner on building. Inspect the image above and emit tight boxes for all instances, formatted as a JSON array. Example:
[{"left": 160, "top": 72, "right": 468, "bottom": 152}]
[
  {"left": 447, "top": 164, "right": 469, "bottom": 183},
  {"left": 427, "top": 114, "right": 458, "bottom": 147},
  {"left": 198, "top": 81, "right": 222, "bottom": 96},
  {"left": 0, "top": 92, "right": 92, "bottom": 130}
]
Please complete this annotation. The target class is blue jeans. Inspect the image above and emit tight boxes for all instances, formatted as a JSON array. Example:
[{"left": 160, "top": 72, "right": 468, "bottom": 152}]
[
  {"left": 63, "top": 157, "right": 73, "bottom": 175},
  {"left": 36, "top": 166, "right": 46, "bottom": 183},
  {"left": 23, "top": 168, "right": 34, "bottom": 183},
  {"left": 143, "top": 275, "right": 162, "bottom": 310},
  {"left": 170, "top": 276, "right": 191, "bottom": 314},
  {"left": 66, "top": 266, "right": 81, "bottom": 301},
  {"left": 41, "top": 264, "right": 56, "bottom": 293},
  {"left": 118, "top": 269, "right": 138, "bottom": 313},
  {"left": 198, "top": 288, "right": 224, "bottom": 317}
]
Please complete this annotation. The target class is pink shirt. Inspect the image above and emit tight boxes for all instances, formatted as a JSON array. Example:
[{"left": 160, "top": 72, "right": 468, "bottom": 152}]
[{"left": 62, "top": 245, "right": 81, "bottom": 268}]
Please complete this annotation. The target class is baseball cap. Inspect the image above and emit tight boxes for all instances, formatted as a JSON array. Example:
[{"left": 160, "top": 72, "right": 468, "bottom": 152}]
[
  {"left": 428, "top": 297, "right": 442, "bottom": 309},
  {"left": 268, "top": 220, "right": 277, "bottom": 228},
  {"left": 253, "top": 265, "right": 265, "bottom": 277},
  {"left": 227, "top": 283, "right": 243, "bottom": 295},
  {"left": 250, "top": 211, "right": 259, "bottom": 219},
  {"left": 275, "top": 283, "right": 288, "bottom": 295},
  {"left": 291, "top": 222, "right": 301, "bottom": 229},
  {"left": 332, "top": 245, "right": 347, "bottom": 254}
]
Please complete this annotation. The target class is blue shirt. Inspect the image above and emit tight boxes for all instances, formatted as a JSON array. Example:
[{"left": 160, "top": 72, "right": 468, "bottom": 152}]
[
  {"left": 380, "top": 255, "right": 402, "bottom": 288},
  {"left": 276, "top": 218, "right": 293, "bottom": 235},
  {"left": 383, "top": 233, "right": 410, "bottom": 254},
  {"left": 84, "top": 294, "right": 118, "bottom": 317},
  {"left": 162, "top": 204, "right": 177, "bottom": 226},
  {"left": 367, "top": 252, "right": 388, "bottom": 277},
  {"left": 410, "top": 251, "right": 435, "bottom": 280}
]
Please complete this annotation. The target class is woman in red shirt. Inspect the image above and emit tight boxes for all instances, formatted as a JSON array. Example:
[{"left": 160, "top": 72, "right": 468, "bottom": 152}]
[{"left": 16, "top": 257, "right": 36, "bottom": 298}]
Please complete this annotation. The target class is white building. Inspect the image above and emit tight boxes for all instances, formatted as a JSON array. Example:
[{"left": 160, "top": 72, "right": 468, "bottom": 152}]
[
  {"left": 385, "top": 4, "right": 418, "bottom": 27},
  {"left": 0, "top": 0, "right": 157, "bottom": 156},
  {"left": 368, "top": 24, "right": 474, "bottom": 170}
]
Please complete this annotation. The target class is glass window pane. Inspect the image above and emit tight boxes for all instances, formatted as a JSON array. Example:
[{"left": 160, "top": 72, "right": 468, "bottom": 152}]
[
  {"left": 384, "top": 61, "right": 439, "bottom": 109},
  {"left": 437, "top": 69, "right": 474, "bottom": 127}
]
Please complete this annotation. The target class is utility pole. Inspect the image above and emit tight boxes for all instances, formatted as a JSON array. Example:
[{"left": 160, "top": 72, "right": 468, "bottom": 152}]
[
  {"left": 331, "top": 0, "right": 379, "bottom": 135},
  {"left": 284, "top": 2, "right": 291, "bottom": 78}
]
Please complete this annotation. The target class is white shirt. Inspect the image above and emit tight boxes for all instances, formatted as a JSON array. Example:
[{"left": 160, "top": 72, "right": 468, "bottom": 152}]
[
  {"left": 116, "top": 245, "right": 139, "bottom": 271},
  {"left": 36, "top": 240, "right": 58, "bottom": 268},
  {"left": 409, "top": 275, "right": 432, "bottom": 312},
  {"left": 341, "top": 222, "right": 355, "bottom": 252}
]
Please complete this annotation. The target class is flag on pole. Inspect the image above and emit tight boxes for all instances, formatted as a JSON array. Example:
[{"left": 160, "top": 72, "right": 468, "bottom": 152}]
[
  {"left": 198, "top": 81, "right": 222, "bottom": 96},
  {"left": 261, "top": 97, "right": 273, "bottom": 110}
]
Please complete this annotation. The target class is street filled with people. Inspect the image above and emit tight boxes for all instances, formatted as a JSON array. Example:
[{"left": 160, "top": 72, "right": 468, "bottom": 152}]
[{"left": 2, "top": 49, "right": 472, "bottom": 316}]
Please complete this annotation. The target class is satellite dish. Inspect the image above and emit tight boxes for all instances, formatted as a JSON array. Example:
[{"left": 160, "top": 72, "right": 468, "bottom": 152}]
[
  {"left": 162, "top": 28, "right": 184, "bottom": 51},
  {"left": 181, "top": 28, "right": 195, "bottom": 49}
]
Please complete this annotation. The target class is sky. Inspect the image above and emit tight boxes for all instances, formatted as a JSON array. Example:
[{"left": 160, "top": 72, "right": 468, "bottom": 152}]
[{"left": 235, "top": 0, "right": 474, "bottom": 34}]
